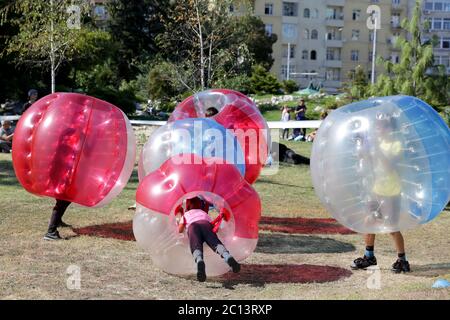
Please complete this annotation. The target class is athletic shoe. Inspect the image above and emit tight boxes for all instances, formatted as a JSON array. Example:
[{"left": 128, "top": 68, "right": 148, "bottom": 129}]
[
  {"left": 392, "top": 259, "right": 411, "bottom": 273},
  {"left": 351, "top": 255, "right": 377, "bottom": 270},
  {"left": 43, "top": 231, "right": 62, "bottom": 241},
  {"left": 197, "top": 261, "right": 206, "bottom": 282},
  {"left": 227, "top": 257, "right": 241, "bottom": 273}
]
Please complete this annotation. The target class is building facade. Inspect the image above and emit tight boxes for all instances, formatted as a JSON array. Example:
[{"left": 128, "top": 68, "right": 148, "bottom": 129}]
[
  {"left": 422, "top": 1, "right": 450, "bottom": 73},
  {"left": 255, "top": 0, "right": 418, "bottom": 92}
]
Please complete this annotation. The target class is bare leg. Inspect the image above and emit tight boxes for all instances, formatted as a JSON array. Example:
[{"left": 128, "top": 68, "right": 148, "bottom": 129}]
[
  {"left": 365, "top": 234, "right": 376, "bottom": 247},
  {"left": 390, "top": 231, "right": 405, "bottom": 254}
]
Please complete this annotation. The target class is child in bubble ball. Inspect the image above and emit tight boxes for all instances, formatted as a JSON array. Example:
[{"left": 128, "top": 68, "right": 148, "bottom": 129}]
[
  {"left": 176, "top": 196, "right": 240, "bottom": 282},
  {"left": 351, "top": 114, "right": 410, "bottom": 273}
]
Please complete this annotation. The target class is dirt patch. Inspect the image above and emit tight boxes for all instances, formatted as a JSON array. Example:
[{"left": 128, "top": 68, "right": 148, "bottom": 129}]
[
  {"left": 260, "top": 217, "right": 355, "bottom": 235},
  {"left": 72, "top": 216, "right": 355, "bottom": 242},
  {"left": 219, "top": 264, "right": 352, "bottom": 286}
]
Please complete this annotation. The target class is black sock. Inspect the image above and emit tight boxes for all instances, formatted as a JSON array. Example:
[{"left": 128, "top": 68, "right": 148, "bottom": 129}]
[{"left": 398, "top": 253, "right": 406, "bottom": 261}]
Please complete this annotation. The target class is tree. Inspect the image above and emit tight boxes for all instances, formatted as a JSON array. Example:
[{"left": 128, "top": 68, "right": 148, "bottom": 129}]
[
  {"left": 250, "top": 64, "right": 281, "bottom": 95},
  {"left": 156, "top": 0, "right": 276, "bottom": 91},
  {"left": 371, "top": 0, "right": 448, "bottom": 107},
  {"left": 107, "top": 0, "right": 167, "bottom": 81},
  {"left": 346, "top": 65, "right": 369, "bottom": 101},
  {"left": 282, "top": 80, "right": 299, "bottom": 94},
  {"left": 0, "top": 0, "right": 96, "bottom": 93}
]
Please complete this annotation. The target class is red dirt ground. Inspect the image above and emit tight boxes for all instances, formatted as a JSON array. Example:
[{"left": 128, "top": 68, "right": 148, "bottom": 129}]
[
  {"left": 72, "top": 217, "right": 354, "bottom": 241},
  {"left": 219, "top": 264, "right": 352, "bottom": 284},
  {"left": 72, "top": 219, "right": 354, "bottom": 284},
  {"left": 259, "top": 216, "right": 355, "bottom": 235}
]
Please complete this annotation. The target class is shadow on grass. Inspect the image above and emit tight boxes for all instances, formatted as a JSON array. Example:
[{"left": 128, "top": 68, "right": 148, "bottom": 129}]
[
  {"left": 217, "top": 264, "right": 353, "bottom": 289},
  {"left": 409, "top": 263, "right": 450, "bottom": 278},
  {"left": 256, "top": 233, "right": 355, "bottom": 254},
  {"left": 256, "top": 178, "right": 311, "bottom": 189},
  {"left": 0, "top": 160, "right": 20, "bottom": 186}
]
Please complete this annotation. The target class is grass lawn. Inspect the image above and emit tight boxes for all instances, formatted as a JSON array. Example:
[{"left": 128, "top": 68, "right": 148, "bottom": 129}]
[{"left": 0, "top": 134, "right": 449, "bottom": 300}]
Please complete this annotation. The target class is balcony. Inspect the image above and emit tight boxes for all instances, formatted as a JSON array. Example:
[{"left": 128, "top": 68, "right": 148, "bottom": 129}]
[
  {"left": 326, "top": 17, "right": 344, "bottom": 27},
  {"left": 326, "top": 0, "right": 345, "bottom": 6},
  {"left": 325, "top": 60, "right": 342, "bottom": 68},
  {"left": 326, "top": 39, "right": 343, "bottom": 47},
  {"left": 391, "top": 4, "right": 403, "bottom": 12}
]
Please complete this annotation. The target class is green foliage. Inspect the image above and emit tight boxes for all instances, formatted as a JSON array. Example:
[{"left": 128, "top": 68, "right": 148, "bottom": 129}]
[
  {"left": 282, "top": 80, "right": 299, "bottom": 94},
  {"left": 370, "top": 0, "right": 448, "bottom": 108},
  {"left": 156, "top": 0, "right": 275, "bottom": 90},
  {"left": 147, "top": 62, "right": 178, "bottom": 102},
  {"left": 214, "top": 75, "right": 252, "bottom": 94},
  {"left": 75, "top": 60, "right": 137, "bottom": 114},
  {"left": 345, "top": 65, "right": 369, "bottom": 101},
  {"left": 107, "top": 0, "right": 166, "bottom": 80},
  {"left": 250, "top": 64, "right": 281, "bottom": 95}
]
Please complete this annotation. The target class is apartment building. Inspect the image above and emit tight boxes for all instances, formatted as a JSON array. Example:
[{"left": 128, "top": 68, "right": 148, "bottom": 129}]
[
  {"left": 422, "top": 1, "right": 450, "bottom": 73},
  {"left": 255, "top": 0, "right": 411, "bottom": 92}
]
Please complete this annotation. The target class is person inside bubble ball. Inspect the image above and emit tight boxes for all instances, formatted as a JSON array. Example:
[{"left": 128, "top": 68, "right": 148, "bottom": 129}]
[
  {"left": 176, "top": 196, "right": 240, "bottom": 282},
  {"left": 351, "top": 113, "right": 410, "bottom": 273},
  {"left": 205, "top": 107, "right": 219, "bottom": 118}
]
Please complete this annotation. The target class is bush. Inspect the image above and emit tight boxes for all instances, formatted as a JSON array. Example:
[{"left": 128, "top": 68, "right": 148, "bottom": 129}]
[
  {"left": 282, "top": 80, "right": 299, "bottom": 94},
  {"left": 250, "top": 64, "right": 282, "bottom": 95},
  {"left": 214, "top": 75, "right": 252, "bottom": 94}
]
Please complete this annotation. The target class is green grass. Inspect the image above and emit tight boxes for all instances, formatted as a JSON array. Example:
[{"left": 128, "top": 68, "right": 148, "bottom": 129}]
[{"left": 1, "top": 136, "right": 450, "bottom": 299}]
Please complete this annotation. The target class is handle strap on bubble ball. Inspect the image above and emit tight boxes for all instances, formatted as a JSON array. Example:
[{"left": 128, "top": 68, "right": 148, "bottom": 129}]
[{"left": 211, "top": 208, "right": 230, "bottom": 233}]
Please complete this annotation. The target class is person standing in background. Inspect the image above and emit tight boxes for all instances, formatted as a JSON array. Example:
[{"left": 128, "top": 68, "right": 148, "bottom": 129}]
[
  {"left": 294, "top": 99, "right": 307, "bottom": 141},
  {"left": 281, "top": 106, "right": 290, "bottom": 140}
]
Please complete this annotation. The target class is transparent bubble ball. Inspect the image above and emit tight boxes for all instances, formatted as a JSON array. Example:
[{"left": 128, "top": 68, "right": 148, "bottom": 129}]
[{"left": 311, "top": 96, "right": 450, "bottom": 233}]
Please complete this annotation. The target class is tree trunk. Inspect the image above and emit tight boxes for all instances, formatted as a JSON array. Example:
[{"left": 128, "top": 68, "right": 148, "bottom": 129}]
[
  {"left": 50, "top": 0, "right": 55, "bottom": 93},
  {"left": 195, "top": 1, "right": 205, "bottom": 90}
]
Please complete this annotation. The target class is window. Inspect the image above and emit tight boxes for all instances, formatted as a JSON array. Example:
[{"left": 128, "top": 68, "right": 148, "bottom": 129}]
[
  {"left": 369, "top": 31, "right": 374, "bottom": 41},
  {"left": 436, "top": 55, "right": 450, "bottom": 67},
  {"left": 352, "top": 30, "right": 360, "bottom": 41},
  {"left": 327, "top": 28, "right": 342, "bottom": 40},
  {"left": 282, "top": 23, "right": 297, "bottom": 38},
  {"left": 444, "top": 18, "right": 450, "bottom": 30},
  {"left": 351, "top": 50, "right": 359, "bottom": 61},
  {"left": 425, "top": 2, "right": 433, "bottom": 10},
  {"left": 369, "top": 51, "right": 373, "bottom": 62},
  {"left": 302, "top": 50, "right": 308, "bottom": 60},
  {"left": 311, "top": 9, "right": 319, "bottom": 19},
  {"left": 326, "top": 8, "right": 343, "bottom": 20},
  {"left": 391, "top": 13, "right": 400, "bottom": 27},
  {"left": 352, "top": 9, "right": 361, "bottom": 21},
  {"left": 281, "top": 65, "right": 296, "bottom": 79},
  {"left": 283, "top": 45, "right": 296, "bottom": 59},
  {"left": 326, "top": 48, "right": 340, "bottom": 60},
  {"left": 391, "top": 54, "right": 399, "bottom": 64},
  {"left": 392, "top": 0, "right": 400, "bottom": 5},
  {"left": 433, "top": 18, "right": 443, "bottom": 30},
  {"left": 311, "top": 29, "right": 318, "bottom": 40},
  {"left": 310, "top": 50, "right": 317, "bottom": 60},
  {"left": 265, "top": 24, "right": 273, "bottom": 36},
  {"left": 304, "top": 8, "right": 310, "bottom": 18},
  {"left": 283, "top": 2, "right": 298, "bottom": 16},
  {"left": 326, "top": 68, "right": 340, "bottom": 81},
  {"left": 94, "top": 5, "right": 106, "bottom": 18},
  {"left": 265, "top": 3, "right": 274, "bottom": 15},
  {"left": 435, "top": 2, "right": 443, "bottom": 11},
  {"left": 229, "top": 4, "right": 235, "bottom": 12},
  {"left": 303, "top": 29, "right": 310, "bottom": 39},
  {"left": 445, "top": 3, "right": 450, "bottom": 12},
  {"left": 442, "top": 37, "right": 450, "bottom": 49}
]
